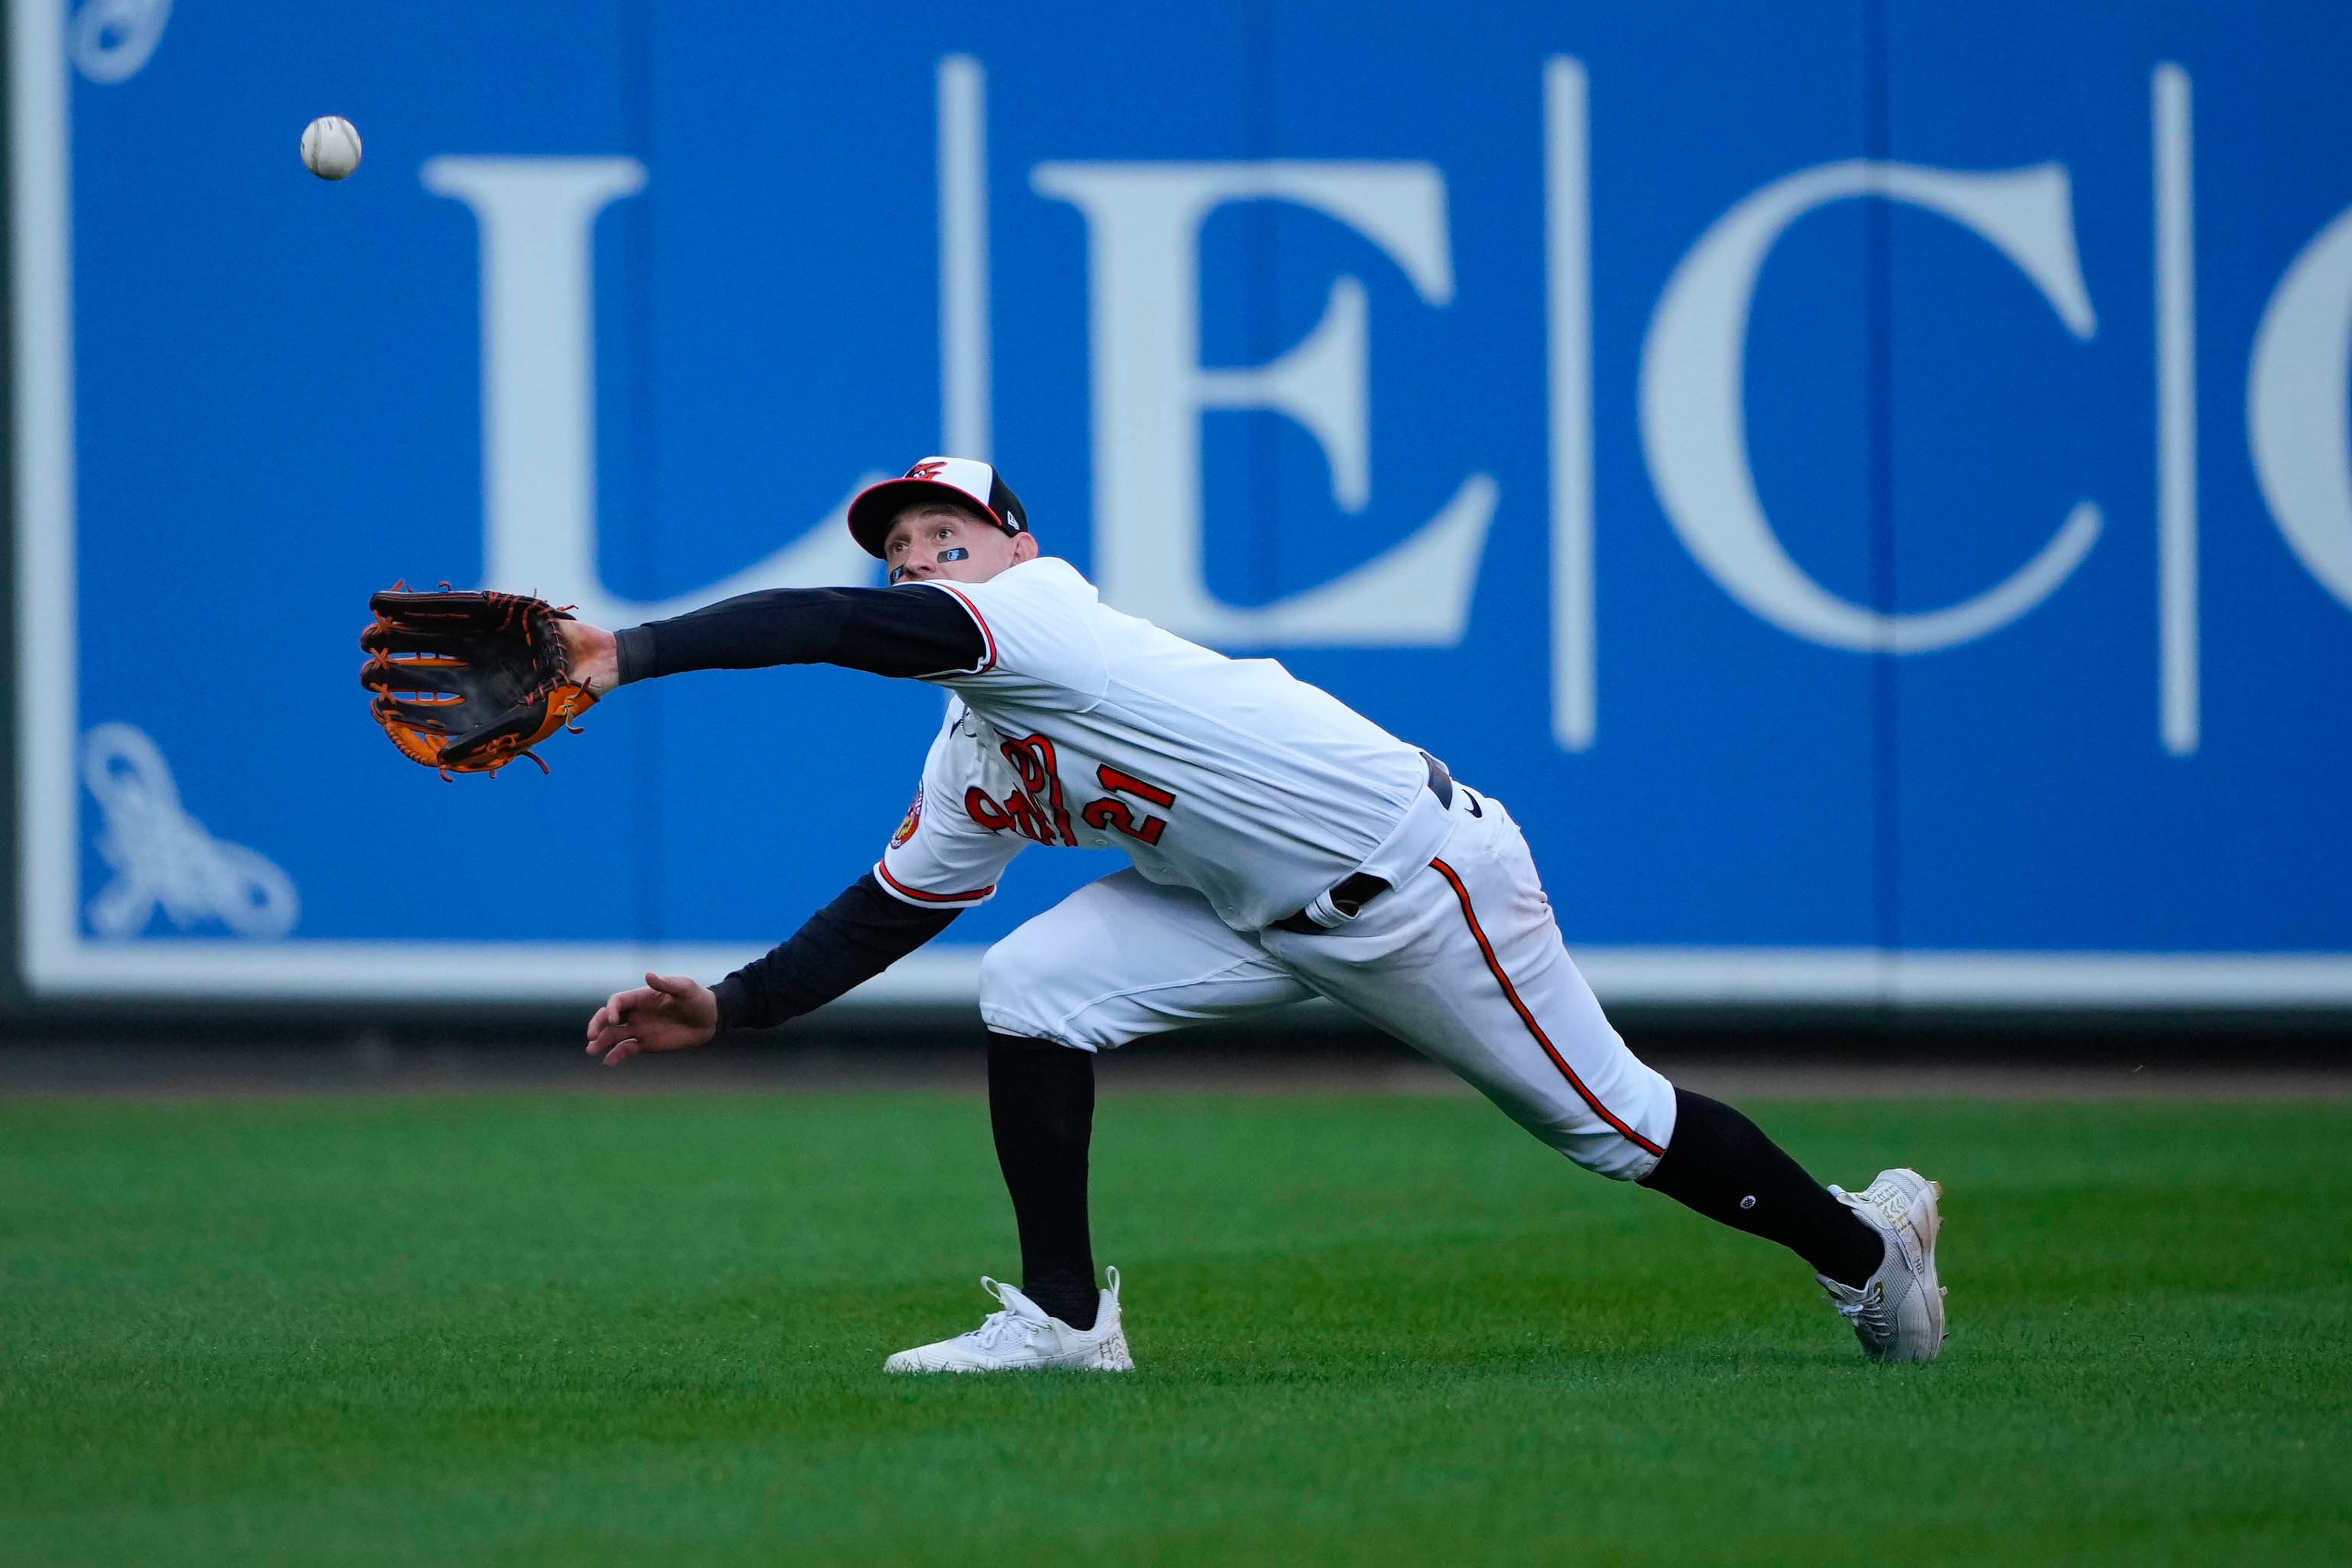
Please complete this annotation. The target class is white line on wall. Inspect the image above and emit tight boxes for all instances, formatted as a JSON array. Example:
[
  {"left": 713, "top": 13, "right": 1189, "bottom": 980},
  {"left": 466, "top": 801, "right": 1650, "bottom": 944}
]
[
  {"left": 939, "top": 54, "right": 992, "bottom": 461},
  {"left": 1546, "top": 56, "right": 1595, "bottom": 752},
  {"left": 2154, "top": 63, "right": 2200, "bottom": 756}
]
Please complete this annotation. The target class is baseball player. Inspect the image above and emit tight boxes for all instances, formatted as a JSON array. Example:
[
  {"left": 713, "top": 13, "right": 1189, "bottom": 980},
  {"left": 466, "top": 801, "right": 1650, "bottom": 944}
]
[{"left": 569, "top": 457, "right": 1946, "bottom": 1372}]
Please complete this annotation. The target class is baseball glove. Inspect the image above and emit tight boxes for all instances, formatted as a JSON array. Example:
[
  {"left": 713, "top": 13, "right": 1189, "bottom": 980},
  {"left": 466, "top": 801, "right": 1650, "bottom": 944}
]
[{"left": 359, "top": 585, "right": 596, "bottom": 777}]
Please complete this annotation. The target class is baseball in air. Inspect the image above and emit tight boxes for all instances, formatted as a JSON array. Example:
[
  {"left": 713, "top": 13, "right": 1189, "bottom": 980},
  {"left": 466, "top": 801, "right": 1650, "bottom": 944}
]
[{"left": 300, "top": 116, "right": 363, "bottom": 181}]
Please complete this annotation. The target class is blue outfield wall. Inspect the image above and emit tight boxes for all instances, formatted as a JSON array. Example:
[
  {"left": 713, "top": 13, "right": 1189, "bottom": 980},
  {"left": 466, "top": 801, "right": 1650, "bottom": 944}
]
[{"left": 14, "top": 0, "right": 2352, "bottom": 1007}]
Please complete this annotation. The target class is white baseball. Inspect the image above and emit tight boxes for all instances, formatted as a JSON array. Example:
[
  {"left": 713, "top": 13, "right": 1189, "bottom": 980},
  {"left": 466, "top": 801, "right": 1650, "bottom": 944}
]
[{"left": 300, "top": 116, "right": 363, "bottom": 181}]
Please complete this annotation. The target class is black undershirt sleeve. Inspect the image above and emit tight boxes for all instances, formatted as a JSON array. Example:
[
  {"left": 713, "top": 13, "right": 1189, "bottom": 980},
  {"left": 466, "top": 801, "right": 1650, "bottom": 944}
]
[
  {"left": 613, "top": 585, "right": 985, "bottom": 684},
  {"left": 621, "top": 589, "right": 978, "bottom": 1027},
  {"left": 710, "top": 872, "right": 961, "bottom": 1032}
]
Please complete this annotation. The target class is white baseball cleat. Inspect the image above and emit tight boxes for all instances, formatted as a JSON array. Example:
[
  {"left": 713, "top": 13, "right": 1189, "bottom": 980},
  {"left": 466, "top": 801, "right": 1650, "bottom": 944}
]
[
  {"left": 1819, "top": 1168, "right": 1948, "bottom": 1363},
  {"left": 883, "top": 1266, "right": 1134, "bottom": 1374}
]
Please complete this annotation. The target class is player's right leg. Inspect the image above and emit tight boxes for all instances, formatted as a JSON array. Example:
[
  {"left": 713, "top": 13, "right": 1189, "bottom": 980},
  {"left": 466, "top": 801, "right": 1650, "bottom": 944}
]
[
  {"left": 1266, "top": 784, "right": 1944, "bottom": 1362},
  {"left": 1642, "top": 1090, "right": 1946, "bottom": 1362},
  {"left": 884, "top": 869, "right": 1311, "bottom": 1374}
]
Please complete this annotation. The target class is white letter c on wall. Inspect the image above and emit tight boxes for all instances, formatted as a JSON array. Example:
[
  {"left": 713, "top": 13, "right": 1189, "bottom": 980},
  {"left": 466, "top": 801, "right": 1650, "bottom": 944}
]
[
  {"left": 2248, "top": 202, "right": 2352, "bottom": 612},
  {"left": 1641, "top": 160, "right": 2103, "bottom": 653}
]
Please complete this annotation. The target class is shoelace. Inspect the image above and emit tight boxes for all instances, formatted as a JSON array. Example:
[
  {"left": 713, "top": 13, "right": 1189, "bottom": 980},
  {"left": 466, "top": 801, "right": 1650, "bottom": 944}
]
[
  {"left": 963, "top": 1310, "right": 1049, "bottom": 1352},
  {"left": 1827, "top": 1279, "right": 1891, "bottom": 1342},
  {"left": 960, "top": 1279, "right": 1051, "bottom": 1352}
]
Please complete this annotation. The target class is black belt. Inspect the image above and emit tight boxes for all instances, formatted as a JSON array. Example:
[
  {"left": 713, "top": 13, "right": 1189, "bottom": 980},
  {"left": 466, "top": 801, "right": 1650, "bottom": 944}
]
[{"left": 1269, "top": 753, "right": 1452, "bottom": 935}]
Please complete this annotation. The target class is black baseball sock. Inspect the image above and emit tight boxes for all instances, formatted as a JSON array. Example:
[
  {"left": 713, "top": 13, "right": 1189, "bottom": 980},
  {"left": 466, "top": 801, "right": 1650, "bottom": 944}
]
[
  {"left": 986, "top": 1034, "right": 1101, "bottom": 1330},
  {"left": 1639, "top": 1088, "right": 1886, "bottom": 1288}
]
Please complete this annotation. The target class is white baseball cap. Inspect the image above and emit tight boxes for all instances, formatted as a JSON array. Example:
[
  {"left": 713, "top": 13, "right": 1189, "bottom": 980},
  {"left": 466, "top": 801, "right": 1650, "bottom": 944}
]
[{"left": 847, "top": 456, "right": 1030, "bottom": 558}]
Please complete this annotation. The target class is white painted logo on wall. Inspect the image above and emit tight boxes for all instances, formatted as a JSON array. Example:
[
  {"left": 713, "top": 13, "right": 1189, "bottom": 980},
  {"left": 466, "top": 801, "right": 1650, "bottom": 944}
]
[
  {"left": 82, "top": 723, "right": 298, "bottom": 940},
  {"left": 2249, "top": 199, "right": 2352, "bottom": 613},
  {"left": 409, "top": 58, "right": 2350, "bottom": 756},
  {"left": 1032, "top": 159, "right": 1496, "bottom": 646},
  {"left": 70, "top": 0, "right": 172, "bottom": 84},
  {"left": 421, "top": 157, "right": 882, "bottom": 626},
  {"left": 1641, "top": 159, "right": 2105, "bottom": 653}
]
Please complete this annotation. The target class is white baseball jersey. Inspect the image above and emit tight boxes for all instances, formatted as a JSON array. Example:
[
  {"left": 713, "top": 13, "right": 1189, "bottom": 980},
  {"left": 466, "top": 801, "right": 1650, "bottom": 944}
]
[
  {"left": 871, "top": 556, "right": 1455, "bottom": 932},
  {"left": 853, "top": 553, "right": 1673, "bottom": 1180}
]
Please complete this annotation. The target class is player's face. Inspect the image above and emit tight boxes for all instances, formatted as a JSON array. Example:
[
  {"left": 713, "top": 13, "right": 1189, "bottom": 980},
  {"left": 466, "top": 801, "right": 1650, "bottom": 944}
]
[{"left": 882, "top": 504, "right": 1036, "bottom": 585}]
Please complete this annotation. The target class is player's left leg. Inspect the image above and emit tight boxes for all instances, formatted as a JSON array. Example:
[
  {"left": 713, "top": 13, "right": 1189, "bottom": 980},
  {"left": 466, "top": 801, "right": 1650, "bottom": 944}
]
[
  {"left": 985, "top": 1033, "right": 1101, "bottom": 1328},
  {"left": 1266, "top": 784, "right": 1944, "bottom": 1361},
  {"left": 883, "top": 870, "right": 1314, "bottom": 1373},
  {"left": 975, "top": 869, "right": 1313, "bottom": 1326}
]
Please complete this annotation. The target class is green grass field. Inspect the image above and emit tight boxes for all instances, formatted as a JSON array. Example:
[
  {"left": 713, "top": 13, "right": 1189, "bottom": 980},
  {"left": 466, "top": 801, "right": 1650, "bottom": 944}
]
[{"left": 3, "top": 1089, "right": 2347, "bottom": 1566}]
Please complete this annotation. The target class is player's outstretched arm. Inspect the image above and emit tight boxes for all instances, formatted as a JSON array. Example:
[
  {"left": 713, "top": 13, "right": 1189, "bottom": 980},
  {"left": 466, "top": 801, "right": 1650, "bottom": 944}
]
[
  {"left": 586, "top": 971, "right": 719, "bottom": 1066},
  {"left": 582, "top": 873, "right": 962, "bottom": 1067},
  {"left": 558, "top": 587, "right": 987, "bottom": 691},
  {"left": 714, "top": 872, "right": 963, "bottom": 1029}
]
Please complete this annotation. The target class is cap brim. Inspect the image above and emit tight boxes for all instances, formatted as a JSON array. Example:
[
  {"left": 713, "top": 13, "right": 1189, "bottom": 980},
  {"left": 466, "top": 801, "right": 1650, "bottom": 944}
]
[{"left": 846, "top": 478, "right": 1006, "bottom": 558}]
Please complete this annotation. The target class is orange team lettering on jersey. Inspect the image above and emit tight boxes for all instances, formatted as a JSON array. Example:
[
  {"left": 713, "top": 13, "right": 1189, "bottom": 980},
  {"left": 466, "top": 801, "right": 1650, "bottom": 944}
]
[{"left": 869, "top": 557, "right": 1452, "bottom": 931}]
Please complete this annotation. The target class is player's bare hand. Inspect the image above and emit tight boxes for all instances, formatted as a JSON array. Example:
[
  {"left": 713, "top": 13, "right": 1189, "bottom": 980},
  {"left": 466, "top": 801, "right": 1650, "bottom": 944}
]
[
  {"left": 585, "top": 972, "right": 718, "bottom": 1066},
  {"left": 557, "top": 619, "right": 622, "bottom": 697}
]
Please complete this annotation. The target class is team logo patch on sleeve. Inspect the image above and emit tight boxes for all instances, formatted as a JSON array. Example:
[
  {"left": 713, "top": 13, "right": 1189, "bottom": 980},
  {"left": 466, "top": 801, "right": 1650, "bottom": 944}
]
[{"left": 890, "top": 787, "right": 923, "bottom": 847}]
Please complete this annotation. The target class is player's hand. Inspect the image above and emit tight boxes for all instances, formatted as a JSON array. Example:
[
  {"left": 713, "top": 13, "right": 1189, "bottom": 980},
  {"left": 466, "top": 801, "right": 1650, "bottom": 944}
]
[
  {"left": 557, "top": 619, "right": 622, "bottom": 697},
  {"left": 585, "top": 972, "right": 719, "bottom": 1066}
]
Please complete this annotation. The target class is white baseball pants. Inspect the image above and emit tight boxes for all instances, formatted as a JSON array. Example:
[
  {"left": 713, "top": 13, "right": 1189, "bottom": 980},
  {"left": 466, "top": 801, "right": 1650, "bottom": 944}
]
[{"left": 977, "top": 784, "right": 1678, "bottom": 1180}]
